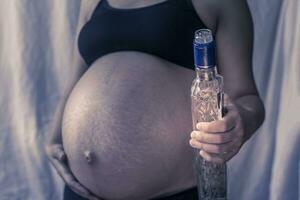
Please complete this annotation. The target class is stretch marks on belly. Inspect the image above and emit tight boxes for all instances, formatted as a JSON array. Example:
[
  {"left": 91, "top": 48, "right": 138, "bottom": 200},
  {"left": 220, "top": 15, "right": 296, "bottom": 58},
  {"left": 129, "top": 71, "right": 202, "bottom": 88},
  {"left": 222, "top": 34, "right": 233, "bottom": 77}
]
[{"left": 62, "top": 52, "right": 197, "bottom": 199}]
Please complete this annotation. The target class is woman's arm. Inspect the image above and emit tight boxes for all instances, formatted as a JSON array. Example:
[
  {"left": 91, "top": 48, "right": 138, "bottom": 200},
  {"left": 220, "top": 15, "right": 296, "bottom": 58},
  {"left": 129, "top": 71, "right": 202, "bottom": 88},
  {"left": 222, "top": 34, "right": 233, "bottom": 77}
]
[
  {"left": 215, "top": 0, "right": 265, "bottom": 142},
  {"left": 47, "top": 64, "right": 87, "bottom": 144},
  {"left": 189, "top": 0, "right": 265, "bottom": 163},
  {"left": 45, "top": 1, "right": 103, "bottom": 199},
  {"left": 46, "top": 0, "right": 100, "bottom": 144}
]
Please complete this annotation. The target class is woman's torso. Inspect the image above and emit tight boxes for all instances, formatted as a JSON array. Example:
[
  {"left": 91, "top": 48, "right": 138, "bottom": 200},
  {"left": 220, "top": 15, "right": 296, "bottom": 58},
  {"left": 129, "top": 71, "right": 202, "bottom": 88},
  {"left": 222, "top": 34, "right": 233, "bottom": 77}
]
[{"left": 62, "top": 0, "right": 208, "bottom": 199}]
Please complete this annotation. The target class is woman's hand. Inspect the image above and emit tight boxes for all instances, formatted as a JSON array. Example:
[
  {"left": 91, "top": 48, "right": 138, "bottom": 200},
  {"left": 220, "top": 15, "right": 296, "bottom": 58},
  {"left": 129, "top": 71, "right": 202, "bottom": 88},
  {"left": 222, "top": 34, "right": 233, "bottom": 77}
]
[
  {"left": 189, "top": 94, "right": 245, "bottom": 164},
  {"left": 45, "top": 143, "right": 102, "bottom": 200}
]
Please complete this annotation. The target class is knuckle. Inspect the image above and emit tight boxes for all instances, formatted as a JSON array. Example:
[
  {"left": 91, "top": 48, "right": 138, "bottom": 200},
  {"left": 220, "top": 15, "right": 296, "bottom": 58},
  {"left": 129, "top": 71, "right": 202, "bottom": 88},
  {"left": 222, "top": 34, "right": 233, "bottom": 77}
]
[
  {"left": 197, "top": 142, "right": 204, "bottom": 150},
  {"left": 197, "top": 132, "right": 203, "bottom": 141},
  {"left": 57, "top": 151, "right": 66, "bottom": 161},
  {"left": 216, "top": 135, "right": 224, "bottom": 143},
  {"left": 196, "top": 140, "right": 203, "bottom": 148},
  {"left": 202, "top": 152, "right": 210, "bottom": 161},
  {"left": 214, "top": 145, "right": 222, "bottom": 153},
  {"left": 196, "top": 142, "right": 202, "bottom": 149},
  {"left": 219, "top": 121, "right": 228, "bottom": 132},
  {"left": 200, "top": 123, "right": 209, "bottom": 132},
  {"left": 55, "top": 145, "right": 64, "bottom": 153}
]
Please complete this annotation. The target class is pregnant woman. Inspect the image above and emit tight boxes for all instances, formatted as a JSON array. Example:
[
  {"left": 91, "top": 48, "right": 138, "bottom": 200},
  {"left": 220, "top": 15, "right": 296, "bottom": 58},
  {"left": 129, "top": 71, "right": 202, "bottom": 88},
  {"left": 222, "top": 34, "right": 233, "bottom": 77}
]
[{"left": 45, "top": 0, "right": 265, "bottom": 199}]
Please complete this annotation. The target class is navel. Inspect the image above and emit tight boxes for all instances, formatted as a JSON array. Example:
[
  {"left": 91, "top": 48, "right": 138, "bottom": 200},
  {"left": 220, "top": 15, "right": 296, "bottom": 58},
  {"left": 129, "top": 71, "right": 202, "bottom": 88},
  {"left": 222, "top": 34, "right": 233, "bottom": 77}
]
[{"left": 84, "top": 150, "right": 93, "bottom": 164}]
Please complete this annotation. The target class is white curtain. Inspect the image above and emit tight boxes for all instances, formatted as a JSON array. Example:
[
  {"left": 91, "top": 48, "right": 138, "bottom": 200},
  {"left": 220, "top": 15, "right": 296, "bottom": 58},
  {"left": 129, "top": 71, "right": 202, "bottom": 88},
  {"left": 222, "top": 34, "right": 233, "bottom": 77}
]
[
  {"left": 0, "top": 1, "right": 80, "bottom": 199},
  {"left": 228, "top": 1, "right": 299, "bottom": 200},
  {"left": 0, "top": 0, "right": 298, "bottom": 200}
]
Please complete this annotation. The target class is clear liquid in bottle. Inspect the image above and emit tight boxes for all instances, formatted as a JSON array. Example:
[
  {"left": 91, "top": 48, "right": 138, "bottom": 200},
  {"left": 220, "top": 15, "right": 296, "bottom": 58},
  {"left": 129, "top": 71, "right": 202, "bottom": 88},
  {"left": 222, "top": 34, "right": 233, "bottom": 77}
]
[{"left": 191, "top": 29, "right": 227, "bottom": 200}]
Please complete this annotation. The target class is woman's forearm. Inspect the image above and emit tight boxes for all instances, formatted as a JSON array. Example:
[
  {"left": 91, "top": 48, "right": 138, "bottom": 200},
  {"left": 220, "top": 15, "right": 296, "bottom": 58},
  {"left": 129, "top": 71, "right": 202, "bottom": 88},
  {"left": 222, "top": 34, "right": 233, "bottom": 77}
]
[
  {"left": 47, "top": 97, "right": 68, "bottom": 144},
  {"left": 47, "top": 61, "right": 88, "bottom": 145},
  {"left": 233, "top": 94, "right": 265, "bottom": 144}
]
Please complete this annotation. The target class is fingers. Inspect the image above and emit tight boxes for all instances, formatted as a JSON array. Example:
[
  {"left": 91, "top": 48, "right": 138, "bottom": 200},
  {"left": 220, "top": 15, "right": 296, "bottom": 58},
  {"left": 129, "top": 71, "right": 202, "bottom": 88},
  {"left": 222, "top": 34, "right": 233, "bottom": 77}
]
[
  {"left": 46, "top": 144, "right": 66, "bottom": 161},
  {"left": 196, "top": 107, "right": 239, "bottom": 133},
  {"left": 190, "top": 121, "right": 243, "bottom": 163},
  {"left": 189, "top": 137, "right": 235, "bottom": 154},
  {"left": 190, "top": 130, "right": 233, "bottom": 144},
  {"left": 199, "top": 139, "right": 240, "bottom": 164},
  {"left": 46, "top": 144, "right": 102, "bottom": 200},
  {"left": 199, "top": 146, "right": 239, "bottom": 164},
  {"left": 190, "top": 93, "right": 244, "bottom": 164},
  {"left": 199, "top": 150, "right": 224, "bottom": 164},
  {"left": 51, "top": 158, "right": 101, "bottom": 200},
  {"left": 53, "top": 144, "right": 66, "bottom": 161},
  {"left": 191, "top": 134, "right": 242, "bottom": 164}
]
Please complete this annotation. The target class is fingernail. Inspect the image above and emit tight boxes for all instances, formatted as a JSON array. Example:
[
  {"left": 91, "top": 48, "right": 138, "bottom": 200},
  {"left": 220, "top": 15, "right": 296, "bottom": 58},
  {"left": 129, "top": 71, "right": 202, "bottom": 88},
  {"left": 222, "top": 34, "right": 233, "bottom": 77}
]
[
  {"left": 196, "top": 122, "right": 203, "bottom": 130},
  {"left": 199, "top": 150, "right": 204, "bottom": 157},
  {"left": 189, "top": 139, "right": 195, "bottom": 147},
  {"left": 190, "top": 131, "right": 196, "bottom": 138}
]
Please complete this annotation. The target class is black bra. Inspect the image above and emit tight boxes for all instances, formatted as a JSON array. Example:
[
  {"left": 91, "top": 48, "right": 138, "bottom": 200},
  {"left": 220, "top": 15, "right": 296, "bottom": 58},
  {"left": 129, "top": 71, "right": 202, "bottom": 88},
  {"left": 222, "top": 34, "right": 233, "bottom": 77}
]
[{"left": 78, "top": 0, "right": 207, "bottom": 70}]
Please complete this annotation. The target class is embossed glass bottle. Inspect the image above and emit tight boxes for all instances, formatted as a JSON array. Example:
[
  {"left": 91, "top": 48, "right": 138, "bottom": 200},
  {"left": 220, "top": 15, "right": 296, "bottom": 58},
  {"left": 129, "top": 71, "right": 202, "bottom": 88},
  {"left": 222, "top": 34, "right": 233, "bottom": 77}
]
[{"left": 191, "top": 29, "right": 227, "bottom": 200}]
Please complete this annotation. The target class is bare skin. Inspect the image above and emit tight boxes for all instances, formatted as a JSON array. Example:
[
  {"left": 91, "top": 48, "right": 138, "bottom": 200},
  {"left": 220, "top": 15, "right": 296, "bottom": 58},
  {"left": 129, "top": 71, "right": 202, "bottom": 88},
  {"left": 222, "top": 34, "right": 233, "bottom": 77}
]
[
  {"left": 45, "top": 0, "right": 265, "bottom": 199},
  {"left": 62, "top": 52, "right": 197, "bottom": 200}
]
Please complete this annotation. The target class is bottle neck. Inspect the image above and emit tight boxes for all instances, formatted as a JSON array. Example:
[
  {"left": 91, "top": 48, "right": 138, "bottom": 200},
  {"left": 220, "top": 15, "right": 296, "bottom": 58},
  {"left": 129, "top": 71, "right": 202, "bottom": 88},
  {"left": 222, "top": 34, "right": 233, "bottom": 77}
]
[{"left": 195, "top": 66, "right": 217, "bottom": 81}]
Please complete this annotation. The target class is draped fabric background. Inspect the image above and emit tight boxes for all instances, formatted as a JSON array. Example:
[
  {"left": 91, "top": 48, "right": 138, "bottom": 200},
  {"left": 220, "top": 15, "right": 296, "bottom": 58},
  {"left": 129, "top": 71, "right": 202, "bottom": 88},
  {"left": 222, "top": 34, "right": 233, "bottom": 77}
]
[{"left": 0, "top": 0, "right": 298, "bottom": 200}]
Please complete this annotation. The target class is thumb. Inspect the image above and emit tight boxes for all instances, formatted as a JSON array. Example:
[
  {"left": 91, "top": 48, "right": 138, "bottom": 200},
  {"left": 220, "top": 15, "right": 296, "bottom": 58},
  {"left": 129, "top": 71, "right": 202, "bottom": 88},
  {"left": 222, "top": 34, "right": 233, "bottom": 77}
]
[{"left": 53, "top": 144, "right": 66, "bottom": 161}]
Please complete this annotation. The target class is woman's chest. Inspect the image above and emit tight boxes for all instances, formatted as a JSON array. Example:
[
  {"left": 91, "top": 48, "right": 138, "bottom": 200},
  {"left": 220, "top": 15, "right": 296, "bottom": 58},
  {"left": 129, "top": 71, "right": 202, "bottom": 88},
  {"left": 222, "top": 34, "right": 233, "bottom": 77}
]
[{"left": 78, "top": 0, "right": 205, "bottom": 68}]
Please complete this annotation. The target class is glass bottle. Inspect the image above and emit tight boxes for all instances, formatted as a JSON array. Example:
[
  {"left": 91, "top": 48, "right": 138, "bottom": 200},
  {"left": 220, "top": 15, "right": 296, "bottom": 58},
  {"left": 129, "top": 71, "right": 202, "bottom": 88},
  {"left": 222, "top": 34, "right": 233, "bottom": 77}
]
[{"left": 191, "top": 29, "right": 227, "bottom": 200}]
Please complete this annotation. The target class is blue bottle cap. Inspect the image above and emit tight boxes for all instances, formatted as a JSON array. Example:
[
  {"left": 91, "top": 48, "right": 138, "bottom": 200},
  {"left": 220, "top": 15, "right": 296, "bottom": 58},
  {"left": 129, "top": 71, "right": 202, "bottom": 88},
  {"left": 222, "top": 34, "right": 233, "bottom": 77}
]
[{"left": 193, "top": 29, "right": 216, "bottom": 68}]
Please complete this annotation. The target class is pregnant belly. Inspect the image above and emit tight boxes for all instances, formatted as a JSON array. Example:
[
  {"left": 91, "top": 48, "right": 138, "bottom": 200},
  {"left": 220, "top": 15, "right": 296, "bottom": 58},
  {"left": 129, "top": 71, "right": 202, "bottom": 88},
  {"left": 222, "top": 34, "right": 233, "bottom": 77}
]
[{"left": 62, "top": 51, "right": 197, "bottom": 200}]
